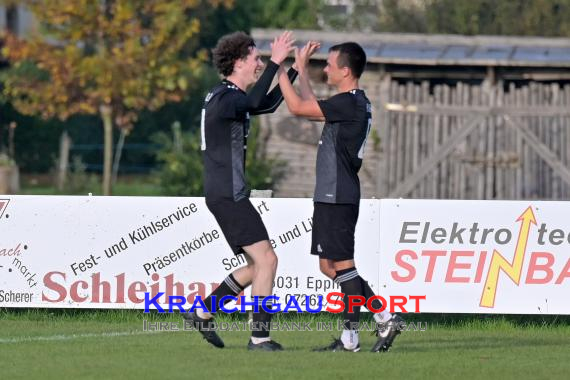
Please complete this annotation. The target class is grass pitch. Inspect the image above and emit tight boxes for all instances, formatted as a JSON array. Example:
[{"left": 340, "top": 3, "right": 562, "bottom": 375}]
[{"left": 1, "top": 310, "right": 569, "bottom": 380}]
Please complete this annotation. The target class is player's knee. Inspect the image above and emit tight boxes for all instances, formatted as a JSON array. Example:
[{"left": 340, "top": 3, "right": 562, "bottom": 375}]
[
  {"left": 267, "top": 250, "right": 278, "bottom": 271},
  {"left": 258, "top": 249, "right": 278, "bottom": 272},
  {"left": 319, "top": 266, "right": 335, "bottom": 279},
  {"left": 319, "top": 262, "right": 335, "bottom": 279}
]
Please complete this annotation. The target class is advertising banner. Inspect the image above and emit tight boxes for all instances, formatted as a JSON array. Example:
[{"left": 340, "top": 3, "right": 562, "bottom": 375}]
[
  {"left": 0, "top": 196, "right": 380, "bottom": 311},
  {"left": 1, "top": 196, "right": 568, "bottom": 314},
  {"left": 379, "top": 199, "right": 570, "bottom": 314}
]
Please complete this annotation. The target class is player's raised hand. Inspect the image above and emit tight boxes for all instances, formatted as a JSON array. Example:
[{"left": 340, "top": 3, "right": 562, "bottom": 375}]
[
  {"left": 270, "top": 31, "right": 295, "bottom": 65},
  {"left": 295, "top": 41, "right": 320, "bottom": 71}
]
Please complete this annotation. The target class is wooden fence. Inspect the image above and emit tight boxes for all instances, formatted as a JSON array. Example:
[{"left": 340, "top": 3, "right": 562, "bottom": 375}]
[
  {"left": 263, "top": 79, "right": 570, "bottom": 200},
  {"left": 377, "top": 80, "right": 570, "bottom": 200}
]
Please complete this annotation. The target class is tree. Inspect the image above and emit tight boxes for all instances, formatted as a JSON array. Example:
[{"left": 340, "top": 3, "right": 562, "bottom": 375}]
[
  {"left": 154, "top": 119, "right": 286, "bottom": 196},
  {"left": 370, "top": 0, "right": 570, "bottom": 37},
  {"left": 248, "top": 0, "right": 321, "bottom": 29},
  {"left": 424, "top": 0, "right": 570, "bottom": 36},
  {"left": 1, "top": 0, "right": 231, "bottom": 194}
]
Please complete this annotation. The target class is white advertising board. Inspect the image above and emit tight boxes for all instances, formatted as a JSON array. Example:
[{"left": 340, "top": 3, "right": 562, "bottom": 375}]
[
  {"left": 379, "top": 199, "right": 570, "bottom": 314},
  {"left": 1, "top": 196, "right": 568, "bottom": 314},
  {"left": 0, "top": 196, "right": 380, "bottom": 311}
]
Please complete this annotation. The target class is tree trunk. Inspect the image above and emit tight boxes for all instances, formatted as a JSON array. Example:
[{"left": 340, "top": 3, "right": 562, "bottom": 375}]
[
  {"left": 56, "top": 131, "right": 72, "bottom": 191},
  {"left": 112, "top": 127, "right": 127, "bottom": 185},
  {"left": 100, "top": 104, "right": 113, "bottom": 196}
]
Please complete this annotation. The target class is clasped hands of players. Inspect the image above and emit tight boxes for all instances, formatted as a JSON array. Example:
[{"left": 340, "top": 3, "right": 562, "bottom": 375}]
[{"left": 269, "top": 31, "right": 322, "bottom": 75}]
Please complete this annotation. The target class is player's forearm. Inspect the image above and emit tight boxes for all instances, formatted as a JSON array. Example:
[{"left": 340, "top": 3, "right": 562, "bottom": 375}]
[
  {"left": 246, "top": 60, "right": 279, "bottom": 109},
  {"left": 251, "top": 67, "right": 298, "bottom": 115},
  {"left": 297, "top": 69, "right": 316, "bottom": 101},
  {"left": 278, "top": 66, "right": 303, "bottom": 115}
]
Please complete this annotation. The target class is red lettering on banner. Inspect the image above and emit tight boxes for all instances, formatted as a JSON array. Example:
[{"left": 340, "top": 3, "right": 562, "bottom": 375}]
[
  {"left": 92, "top": 273, "right": 112, "bottom": 303},
  {"left": 115, "top": 273, "right": 126, "bottom": 303},
  {"left": 392, "top": 249, "right": 568, "bottom": 286},
  {"left": 474, "top": 251, "right": 487, "bottom": 283},
  {"left": 422, "top": 250, "right": 446, "bottom": 282},
  {"left": 43, "top": 271, "right": 66, "bottom": 302},
  {"left": 555, "top": 258, "right": 570, "bottom": 284},
  {"left": 128, "top": 281, "right": 147, "bottom": 303},
  {"left": 0, "top": 243, "right": 23, "bottom": 257},
  {"left": 70, "top": 280, "right": 89, "bottom": 302},
  {"left": 391, "top": 250, "right": 417, "bottom": 282},
  {"left": 187, "top": 282, "right": 206, "bottom": 303},
  {"left": 41, "top": 272, "right": 220, "bottom": 305},
  {"left": 445, "top": 251, "right": 474, "bottom": 283},
  {"left": 526, "top": 252, "right": 554, "bottom": 284},
  {"left": 164, "top": 273, "right": 184, "bottom": 299}
]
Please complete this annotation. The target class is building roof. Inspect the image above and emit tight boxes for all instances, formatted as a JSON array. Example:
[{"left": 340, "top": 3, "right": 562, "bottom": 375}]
[{"left": 252, "top": 29, "right": 570, "bottom": 68}]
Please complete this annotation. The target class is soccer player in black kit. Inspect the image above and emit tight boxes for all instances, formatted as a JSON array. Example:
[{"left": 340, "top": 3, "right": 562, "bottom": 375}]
[
  {"left": 183, "top": 31, "right": 297, "bottom": 351},
  {"left": 278, "top": 41, "right": 404, "bottom": 352}
]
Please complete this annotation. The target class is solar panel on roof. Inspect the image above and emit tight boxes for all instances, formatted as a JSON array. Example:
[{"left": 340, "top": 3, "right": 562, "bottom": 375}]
[
  {"left": 511, "top": 47, "right": 550, "bottom": 61},
  {"left": 545, "top": 48, "right": 570, "bottom": 60},
  {"left": 470, "top": 46, "right": 513, "bottom": 60},
  {"left": 253, "top": 35, "right": 570, "bottom": 66},
  {"left": 379, "top": 43, "right": 443, "bottom": 59},
  {"left": 361, "top": 43, "right": 381, "bottom": 58},
  {"left": 440, "top": 45, "right": 472, "bottom": 60}
]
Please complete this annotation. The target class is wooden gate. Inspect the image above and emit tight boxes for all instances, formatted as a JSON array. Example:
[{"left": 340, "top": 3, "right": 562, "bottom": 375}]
[{"left": 376, "top": 80, "right": 570, "bottom": 200}]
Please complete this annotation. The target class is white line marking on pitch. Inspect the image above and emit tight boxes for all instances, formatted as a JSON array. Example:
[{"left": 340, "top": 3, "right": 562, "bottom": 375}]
[{"left": 0, "top": 330, "right": 172, "bottom": 344}]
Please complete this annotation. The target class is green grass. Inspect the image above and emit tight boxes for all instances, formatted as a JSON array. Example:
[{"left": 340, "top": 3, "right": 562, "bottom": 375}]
[{"left": 1, "top": 310, "right": 569, "bottom": 379}]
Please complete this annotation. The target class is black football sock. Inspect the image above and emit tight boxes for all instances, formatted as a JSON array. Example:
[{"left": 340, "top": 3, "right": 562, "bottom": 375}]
[
  {"left": 203, "top": 273, "right": 244, "bottom": 314},
  {"left": 251, "top": 295, "right": 273, "bottom": 339},
  {"left": 334, "top": 267, "right": 363, "bottom": 330}
]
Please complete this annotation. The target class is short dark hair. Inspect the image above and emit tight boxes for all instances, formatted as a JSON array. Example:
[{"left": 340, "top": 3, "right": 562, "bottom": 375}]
[
  {"left": 329, "top": 42, "right": 366, "bottom": 79},
  {"left": 212, "top": 32, "right": 256, "bottom": 77}
]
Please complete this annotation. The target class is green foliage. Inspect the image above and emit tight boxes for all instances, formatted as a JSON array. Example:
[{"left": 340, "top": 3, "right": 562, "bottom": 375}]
[
  {"left": 0, "top": 152, "right": 15, "bottom": 166},
  {"left": 154, "top": 120, "right": 286, "bottom": 197},
  {"left": 324, "top": 0, "right": 570, "bottom": 36},
  {"left": 377, "top": 0, "right": 427, "bottom": 33},
  {"left": 322, "top": 0, "right": 381, "bottom": 32},
  {"left": 247, "top": 0, "right": 322, "bottom": 29},
  {"left": 245, "top": 119, "right": 287, "bottom": 192},
  {"left": 153, "top": 123, "right": 203, "bottom": 197},
  {"left": 424, "top": 0, "right": 570, "bottom": 36},
  {"left": 61, "top": 155, "right": 100, "bottom": 194}
]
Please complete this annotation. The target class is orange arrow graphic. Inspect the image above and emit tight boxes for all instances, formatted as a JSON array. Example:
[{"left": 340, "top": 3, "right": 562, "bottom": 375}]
[{"left": 480, "top": 206, "right": 537, "bottom": 308}]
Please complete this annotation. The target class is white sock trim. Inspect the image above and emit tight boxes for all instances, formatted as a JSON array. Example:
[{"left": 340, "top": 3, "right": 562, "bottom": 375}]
[
  {"left": 250, "top": 336, "right": 271, "bottom": 344},
  {"left": 340, "top": 329, "right": 359, "bottom": 349}
]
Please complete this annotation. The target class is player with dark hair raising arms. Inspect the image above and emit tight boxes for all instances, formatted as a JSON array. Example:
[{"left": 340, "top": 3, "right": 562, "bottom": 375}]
[
  {"left": 278, "top": 41, "right": 404, "bottom": 352},
  {"left": 183, "top": 31, "right": 297, "bottom": 351}
]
